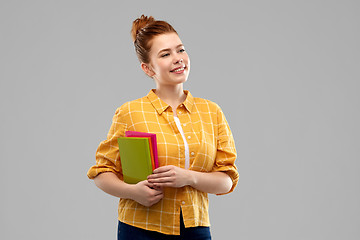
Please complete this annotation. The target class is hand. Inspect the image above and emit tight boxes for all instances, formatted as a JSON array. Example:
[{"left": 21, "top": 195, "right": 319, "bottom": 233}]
[
  {"left": 131, "top": 180, "right": 163, "bottom": 207},
  {"left": 147, "top": 165, "right": 192, "bottom": 188}
]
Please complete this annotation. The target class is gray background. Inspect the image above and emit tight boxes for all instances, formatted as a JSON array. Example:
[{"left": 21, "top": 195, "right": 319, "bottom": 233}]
[{"left": 1, "top": 0, "right": 359, "bottom": 239}]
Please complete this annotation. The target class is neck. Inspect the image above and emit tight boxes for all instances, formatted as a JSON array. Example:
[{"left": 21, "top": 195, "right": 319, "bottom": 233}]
[{"left": 154, "top": 84, "right": 186, "bottom": 111}]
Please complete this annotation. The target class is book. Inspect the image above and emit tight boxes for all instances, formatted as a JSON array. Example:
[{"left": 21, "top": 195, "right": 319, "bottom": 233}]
[
  {"left": 146, "top": 137, "right": 155, "bottom": 171},
  {"left": 125, "top": 131, "right": 159, "bottom": 169},
  {"left": 117, "top": 137, "right": 153, "bottom": 184}
]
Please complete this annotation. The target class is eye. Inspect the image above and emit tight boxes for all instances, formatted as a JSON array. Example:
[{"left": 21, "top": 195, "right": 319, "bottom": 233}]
[
  {"left": 179, "top": 49, "right": 185, "bottom": 53},
  {"left": 161, "top": 53, "right": 170, "bottom": 57}
]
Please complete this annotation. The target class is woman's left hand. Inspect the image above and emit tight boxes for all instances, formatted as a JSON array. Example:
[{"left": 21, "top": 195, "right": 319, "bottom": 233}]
[{"left": 147, "top": 165, "right": 192, "bottom": 188}]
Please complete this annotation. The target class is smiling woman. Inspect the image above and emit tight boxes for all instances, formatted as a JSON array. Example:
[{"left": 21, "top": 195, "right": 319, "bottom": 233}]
[
  {"left": 141, "top": 33, "right": 190, "bottom": 92},
  {"left": 87, "top": 14, "right": 239, "bottom": 240}
]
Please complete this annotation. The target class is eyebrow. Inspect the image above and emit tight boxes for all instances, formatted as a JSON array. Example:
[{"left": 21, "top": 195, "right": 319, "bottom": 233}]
[{"left": 158, "top": 44, "right": 184, "bottom": 55}]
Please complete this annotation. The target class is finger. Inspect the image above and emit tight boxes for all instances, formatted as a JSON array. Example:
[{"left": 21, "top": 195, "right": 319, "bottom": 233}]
[
  {"left": 151, "top": 193, "right": 164, "bottom": 204},
  {"left": 146, "top": 182, "right": 163, "bottom": 192},
  {"left": 148, "top": 176, "right": 174, "bottom": 184},
  {"left": 146, "top": 181, "right": 155, "bottom": 187},
  {"left": 148, "top": 171, "right": 173, "bottom": 180},
  {"left": 152, "top": 189, "right": 163, "bottom": 196},
  {"left": 142, "top": 181, "right": 161, "bottom": 192},
  {"left": 150, "top": 167, "right": 177, "bottom": 179},
  {"left": 150, "top": 183, "right": 163, "bottom": 191},
  {"left": 143, "top": 180, "right": 156, "bottom": 187},
  {"left": 147, "top": 182, "right": 163, "bottom": 192},
  {"left": 153, "top": 182, "right": 174, "bottom": 188},
  {"left": 153, "top": 165, "right": 174, "bottom": 174}
]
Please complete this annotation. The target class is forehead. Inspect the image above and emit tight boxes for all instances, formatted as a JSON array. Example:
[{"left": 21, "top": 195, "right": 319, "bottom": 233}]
[{"left": 150, "top": 33, "right": 183, "bottom": 52}]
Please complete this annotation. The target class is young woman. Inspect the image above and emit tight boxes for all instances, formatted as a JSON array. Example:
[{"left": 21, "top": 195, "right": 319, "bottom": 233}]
[{"left": 87, "top": 15, "right": 239, "bottom": 240}]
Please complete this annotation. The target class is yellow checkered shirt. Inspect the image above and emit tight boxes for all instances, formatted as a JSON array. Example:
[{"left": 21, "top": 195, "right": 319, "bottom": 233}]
[{"left": 87, "top": 89, "right": 239, "bottom": 235}]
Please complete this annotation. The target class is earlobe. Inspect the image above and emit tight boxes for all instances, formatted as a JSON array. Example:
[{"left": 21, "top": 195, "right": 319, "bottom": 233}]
[{"left": 141, "top": 63, "right": 155, "bottom": 77}]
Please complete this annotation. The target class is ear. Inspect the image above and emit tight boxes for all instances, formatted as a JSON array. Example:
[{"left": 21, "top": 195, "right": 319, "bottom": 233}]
[{"left": 141, "top": 63, "right": 155, "bottom": 77}]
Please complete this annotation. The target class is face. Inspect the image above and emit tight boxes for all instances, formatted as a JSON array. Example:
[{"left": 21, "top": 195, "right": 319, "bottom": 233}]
[{"left": 142, "top": 33, "right": 190, "bottom": 86}]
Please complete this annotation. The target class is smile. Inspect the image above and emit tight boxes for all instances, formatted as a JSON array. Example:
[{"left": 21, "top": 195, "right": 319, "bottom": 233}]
[{"left": 170, "top": 66, "right": 186, "bottom": 73}]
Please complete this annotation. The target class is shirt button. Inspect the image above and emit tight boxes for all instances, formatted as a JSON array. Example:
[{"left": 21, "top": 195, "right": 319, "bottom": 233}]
[
  {"left": 191, "top": 152, "right": 195, "bottom": 156},
  {"left": 178, "top": 111, "right": 182, "bottom": 114},
  {"left": 181, "top": 201, "right": 186, "bottom": 205},
  {"left": 183, "top": 123, "right": 186, "bottom": 127},
  {"left": 187, "top": 136, "right": 191, "bottom": 139}
]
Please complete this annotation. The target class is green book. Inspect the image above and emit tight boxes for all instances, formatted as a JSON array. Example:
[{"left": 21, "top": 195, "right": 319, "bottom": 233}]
[{"left": 117, "top": 137, "right": 153, "bottom": 184}]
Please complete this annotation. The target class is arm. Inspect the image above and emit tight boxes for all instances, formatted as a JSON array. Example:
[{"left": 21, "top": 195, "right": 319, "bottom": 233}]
[
  {"left": 94, "top": 172, "right": 163, "bottom": 207},
  {"left": 189, "top": 170, "right": 233, "bottom": 194},
  {"left": 147, "top": 165, "right": 233, "bottom": 195}
]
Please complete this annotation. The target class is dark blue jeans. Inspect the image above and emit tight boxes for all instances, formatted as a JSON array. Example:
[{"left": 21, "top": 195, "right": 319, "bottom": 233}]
[{"left": 117, "top": 212, "right": 211, "bottom": 240}]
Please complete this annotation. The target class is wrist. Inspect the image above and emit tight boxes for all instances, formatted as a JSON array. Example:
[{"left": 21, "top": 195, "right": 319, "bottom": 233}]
[
  {"left": 187, "top": 169, "right": 197, "bottom": 188},
  {"left": 122, "top": 182, "right": 136, "bottom": 200}
]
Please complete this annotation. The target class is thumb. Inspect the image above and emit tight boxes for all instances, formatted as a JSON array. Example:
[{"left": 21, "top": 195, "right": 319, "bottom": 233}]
[{"left": 141, "top": 180, "right": 155, "bottom": 189}]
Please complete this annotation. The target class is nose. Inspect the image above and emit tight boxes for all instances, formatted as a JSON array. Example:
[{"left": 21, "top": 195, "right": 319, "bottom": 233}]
[
  {"left": 174, "top": 52, "right": 183, "bottom": 64},
  {"left": 175, "top": 58, "right": 183, "bottom": 64}
]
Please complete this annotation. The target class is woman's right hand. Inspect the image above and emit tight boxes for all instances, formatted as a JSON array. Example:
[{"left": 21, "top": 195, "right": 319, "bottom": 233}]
[
  {"left": 130, "top": 180, "right": 164, "bottom": 207},
  {"left": 93, "top": 172, "right": 163, "bottom": 207}
]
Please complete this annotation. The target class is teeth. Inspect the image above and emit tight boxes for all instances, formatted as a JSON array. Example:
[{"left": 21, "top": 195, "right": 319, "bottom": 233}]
[{"left": 173, "top": 67, "right": 185, "bottom": 72}]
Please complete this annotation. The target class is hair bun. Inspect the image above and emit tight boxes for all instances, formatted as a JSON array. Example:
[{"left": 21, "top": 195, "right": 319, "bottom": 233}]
[
  {"left": 131, "top": 15, "right": 155, "bottom": 42},
  {"left": 130, "top": 15, "right": 177, "bottom": 63}
]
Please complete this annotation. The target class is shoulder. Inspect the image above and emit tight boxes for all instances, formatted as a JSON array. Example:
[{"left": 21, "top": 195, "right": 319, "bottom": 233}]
[
  {"left": 114, "top": 95, "right": 148, "bottom": 115},
  {"left": 193, "top": 96, "right": 222, "bottom": 112},
  {"left": 109, "top": 97, "right": 148, "bottom": 126}
]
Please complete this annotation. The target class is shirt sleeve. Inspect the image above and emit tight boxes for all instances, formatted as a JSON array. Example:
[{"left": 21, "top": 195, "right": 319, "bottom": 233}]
[
  {"left": 87, "top": 107, "right": 127, "bottom": 180},
  {"left": 212, "top": 105, "right": 239, "bottom": 195}
]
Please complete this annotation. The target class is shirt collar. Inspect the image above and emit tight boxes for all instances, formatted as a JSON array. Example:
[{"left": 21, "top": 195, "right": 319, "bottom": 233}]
[{"left": 147, "top": 89, "right": 194, "bottom": 115}]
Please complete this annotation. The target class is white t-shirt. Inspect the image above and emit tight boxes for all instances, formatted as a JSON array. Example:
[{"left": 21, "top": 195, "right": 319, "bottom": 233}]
[{"left": 173, "top": 116, "right": 190, "bottom": 169}]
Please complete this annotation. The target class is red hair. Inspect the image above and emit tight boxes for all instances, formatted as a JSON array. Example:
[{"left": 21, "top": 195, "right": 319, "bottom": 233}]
[{"left": 131, "top": 15, "right": 178, "bottom": 63}]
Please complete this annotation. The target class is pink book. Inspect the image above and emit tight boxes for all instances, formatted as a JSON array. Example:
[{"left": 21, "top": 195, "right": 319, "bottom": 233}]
[{"left": 125, "top": 131, "right": 159, "bottom": 169}]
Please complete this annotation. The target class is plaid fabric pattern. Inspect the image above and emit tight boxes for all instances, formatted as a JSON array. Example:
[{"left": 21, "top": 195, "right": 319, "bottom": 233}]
[{"left": 87, "top": 89, "right": 238, "bottom": 235}]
